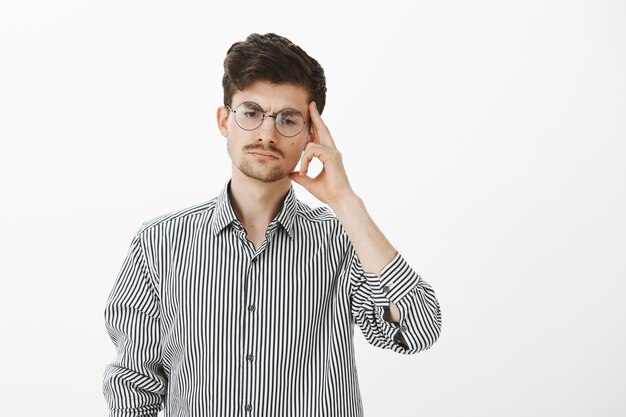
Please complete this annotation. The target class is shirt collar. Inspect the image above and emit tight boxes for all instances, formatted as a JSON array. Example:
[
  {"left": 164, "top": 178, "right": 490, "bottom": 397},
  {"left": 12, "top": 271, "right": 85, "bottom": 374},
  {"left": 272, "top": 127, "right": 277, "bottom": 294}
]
[{"left": 210, "top": 180, "right": 298, "bottom": 239}]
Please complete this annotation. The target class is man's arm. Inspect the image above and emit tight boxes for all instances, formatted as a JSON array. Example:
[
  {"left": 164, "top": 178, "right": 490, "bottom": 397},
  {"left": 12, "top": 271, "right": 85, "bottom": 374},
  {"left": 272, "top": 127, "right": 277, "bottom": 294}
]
[
  {"left": 290, "top": 101, "right": 442, "bottom": 352},
  {"left": 103, "top": 231, "right": 166, "bottom": 417},
  {"left": 329, "top": 193, "right": 402, "bottom": 320}
]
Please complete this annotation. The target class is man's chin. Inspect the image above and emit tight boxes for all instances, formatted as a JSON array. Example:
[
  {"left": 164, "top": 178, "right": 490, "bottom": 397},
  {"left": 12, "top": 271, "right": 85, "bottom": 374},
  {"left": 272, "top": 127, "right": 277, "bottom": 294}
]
[{"left": 240, "top": 167, "right": 288, "bottom": 184}]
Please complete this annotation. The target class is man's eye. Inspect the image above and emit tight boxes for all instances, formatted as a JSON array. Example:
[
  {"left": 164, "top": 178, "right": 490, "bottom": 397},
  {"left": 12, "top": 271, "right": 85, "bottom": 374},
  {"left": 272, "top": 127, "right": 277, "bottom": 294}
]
[
  {"left": 243, "top": 111, "right": 259, "bottom": 118},
  {"left": 280, "top": 112, "right": 300, "bottom": 125}
]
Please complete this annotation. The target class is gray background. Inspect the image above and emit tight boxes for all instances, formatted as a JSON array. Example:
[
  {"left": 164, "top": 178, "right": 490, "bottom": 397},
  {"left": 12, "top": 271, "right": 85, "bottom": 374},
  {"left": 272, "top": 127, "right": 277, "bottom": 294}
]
[{"left": 1, "top": 1, "right": 624, "bottom": 416}]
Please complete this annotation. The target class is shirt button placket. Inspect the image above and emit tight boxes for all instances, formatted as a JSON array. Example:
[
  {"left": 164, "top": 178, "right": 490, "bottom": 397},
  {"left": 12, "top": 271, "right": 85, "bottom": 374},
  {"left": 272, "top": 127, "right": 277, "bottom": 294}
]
[{"left": 243, "top": 256, "right": 258, "bottom": 413}]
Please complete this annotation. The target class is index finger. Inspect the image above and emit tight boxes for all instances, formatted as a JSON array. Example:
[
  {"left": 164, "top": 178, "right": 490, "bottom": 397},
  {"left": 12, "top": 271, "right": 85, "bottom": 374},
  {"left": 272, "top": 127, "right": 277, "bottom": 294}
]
[{"left": 309, "top": 101, "right": 336, "bottom": 148}]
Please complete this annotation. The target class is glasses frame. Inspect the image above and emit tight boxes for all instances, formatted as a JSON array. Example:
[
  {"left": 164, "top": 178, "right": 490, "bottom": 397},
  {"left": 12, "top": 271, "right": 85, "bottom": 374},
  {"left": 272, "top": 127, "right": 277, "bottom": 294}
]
[{"left": 226, "top": 101, "right": 310, "bottom": 138}]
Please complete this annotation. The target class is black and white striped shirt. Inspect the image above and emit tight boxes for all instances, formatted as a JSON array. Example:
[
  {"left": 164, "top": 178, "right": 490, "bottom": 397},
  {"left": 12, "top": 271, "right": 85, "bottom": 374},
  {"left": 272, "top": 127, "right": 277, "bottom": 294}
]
[{"left": 103, "top": 181, "right": 442, "bottom": 417}]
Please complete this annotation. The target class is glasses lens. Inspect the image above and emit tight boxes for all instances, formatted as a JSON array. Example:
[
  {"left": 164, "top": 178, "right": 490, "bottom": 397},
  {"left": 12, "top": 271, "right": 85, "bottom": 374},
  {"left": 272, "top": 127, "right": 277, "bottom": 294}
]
[
  {"left": 275, "top": 109, "right": 305, "bottom": 137},
  {"left": 234, "top": 102, "right": 264, "bottom": 130}
]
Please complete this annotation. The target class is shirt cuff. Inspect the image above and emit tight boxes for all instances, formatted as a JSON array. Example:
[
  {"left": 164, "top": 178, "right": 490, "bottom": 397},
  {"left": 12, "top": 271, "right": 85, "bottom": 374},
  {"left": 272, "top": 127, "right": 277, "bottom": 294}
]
[{"left": 363, "top": 252, "right": 421, "bottom": 307}]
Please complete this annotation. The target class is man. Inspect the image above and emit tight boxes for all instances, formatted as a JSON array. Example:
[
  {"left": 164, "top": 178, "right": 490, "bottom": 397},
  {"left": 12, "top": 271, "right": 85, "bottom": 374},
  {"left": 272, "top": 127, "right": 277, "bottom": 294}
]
[{"left": 103, "top": 33, "right": 441, "bottom": 417}]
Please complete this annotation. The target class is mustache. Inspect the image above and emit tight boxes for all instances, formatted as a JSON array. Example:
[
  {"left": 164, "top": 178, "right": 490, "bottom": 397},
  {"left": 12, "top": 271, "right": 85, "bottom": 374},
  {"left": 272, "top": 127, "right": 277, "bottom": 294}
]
[{"left": 243, "top": 144, "right": 284, "bottom": 158}]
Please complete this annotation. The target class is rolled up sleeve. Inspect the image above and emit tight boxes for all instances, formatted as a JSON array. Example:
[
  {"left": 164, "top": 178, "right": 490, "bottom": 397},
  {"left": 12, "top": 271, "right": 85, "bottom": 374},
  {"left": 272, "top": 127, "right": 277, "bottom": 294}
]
[{"left": 349, "top": 250, "right": 442, "bottom": 354}]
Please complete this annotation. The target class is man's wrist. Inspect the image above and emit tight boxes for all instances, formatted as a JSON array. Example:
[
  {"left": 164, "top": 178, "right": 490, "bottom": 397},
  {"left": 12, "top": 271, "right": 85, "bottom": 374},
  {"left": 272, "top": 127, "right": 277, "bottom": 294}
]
[{"left": 328, "top": 191, "right": 362, "bottom": 218}]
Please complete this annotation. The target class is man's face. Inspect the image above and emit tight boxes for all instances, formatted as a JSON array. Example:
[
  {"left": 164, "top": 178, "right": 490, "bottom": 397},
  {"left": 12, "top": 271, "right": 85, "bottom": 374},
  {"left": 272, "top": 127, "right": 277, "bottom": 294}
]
[{"left": 217, "top": 81, "right": 312, "bottom": 183}]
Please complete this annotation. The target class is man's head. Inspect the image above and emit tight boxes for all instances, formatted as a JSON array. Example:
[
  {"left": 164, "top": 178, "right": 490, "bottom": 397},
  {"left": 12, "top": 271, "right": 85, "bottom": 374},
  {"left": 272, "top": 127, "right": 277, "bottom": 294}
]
[
  {"left": 222, "top": 33, "right": 326, "bottom": 114},
  {"left": 218, "top": 33, "right": 327, "bottom": 184}
]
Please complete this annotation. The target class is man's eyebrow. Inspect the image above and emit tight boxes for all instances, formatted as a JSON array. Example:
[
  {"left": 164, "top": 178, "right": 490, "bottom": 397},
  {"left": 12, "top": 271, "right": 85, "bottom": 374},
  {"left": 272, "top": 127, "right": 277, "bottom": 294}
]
[{"left": 279, "top": 108, "right": 304, "bottom": 115}]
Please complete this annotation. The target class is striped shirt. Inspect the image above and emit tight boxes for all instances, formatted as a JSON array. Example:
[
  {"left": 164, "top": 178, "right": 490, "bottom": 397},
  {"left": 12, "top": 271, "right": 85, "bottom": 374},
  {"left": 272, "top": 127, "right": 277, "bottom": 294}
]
[{"left": 103, "top": 181, "right": 442, "bottom": 417}]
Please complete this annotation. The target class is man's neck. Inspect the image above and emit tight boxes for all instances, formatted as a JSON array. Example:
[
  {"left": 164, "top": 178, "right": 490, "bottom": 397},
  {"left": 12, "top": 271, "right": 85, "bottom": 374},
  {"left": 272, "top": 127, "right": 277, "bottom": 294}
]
[{"left": 228, "top": 168, "right": 291, "bottom": 239}]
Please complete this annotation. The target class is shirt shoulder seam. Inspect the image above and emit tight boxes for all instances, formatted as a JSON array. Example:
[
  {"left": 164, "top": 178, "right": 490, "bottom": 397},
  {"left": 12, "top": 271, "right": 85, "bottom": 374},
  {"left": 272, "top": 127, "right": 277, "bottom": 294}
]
[{"left": 136, "top": 198, "right": 218, "bottom": 235}]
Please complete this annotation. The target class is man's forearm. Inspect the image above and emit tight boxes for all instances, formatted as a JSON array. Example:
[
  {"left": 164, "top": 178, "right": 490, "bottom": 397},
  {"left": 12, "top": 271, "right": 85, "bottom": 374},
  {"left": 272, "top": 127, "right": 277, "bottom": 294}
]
[{"left": 330, "top": 192, "right": 401, "bottom": 322}]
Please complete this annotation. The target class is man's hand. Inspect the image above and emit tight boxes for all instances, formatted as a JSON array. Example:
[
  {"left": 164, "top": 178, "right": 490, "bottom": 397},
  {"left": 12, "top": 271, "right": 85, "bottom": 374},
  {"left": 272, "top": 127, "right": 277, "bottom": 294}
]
[{"left": 288, "top": 101, "right": 355, "bottom": 207}]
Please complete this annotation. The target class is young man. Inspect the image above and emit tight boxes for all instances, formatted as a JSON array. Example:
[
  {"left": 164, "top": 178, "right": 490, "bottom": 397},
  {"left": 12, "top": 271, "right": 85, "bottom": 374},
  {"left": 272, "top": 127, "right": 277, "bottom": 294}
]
[{"left": 103, "top": 33, "right": 441, "bottom": 417}]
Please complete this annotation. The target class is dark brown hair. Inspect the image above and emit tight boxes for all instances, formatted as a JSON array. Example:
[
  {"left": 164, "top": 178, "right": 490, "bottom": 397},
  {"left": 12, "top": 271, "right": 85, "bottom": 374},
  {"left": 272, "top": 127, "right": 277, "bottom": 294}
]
[{"left": 222, "top": 33, "right": 327, "bottom": 114}]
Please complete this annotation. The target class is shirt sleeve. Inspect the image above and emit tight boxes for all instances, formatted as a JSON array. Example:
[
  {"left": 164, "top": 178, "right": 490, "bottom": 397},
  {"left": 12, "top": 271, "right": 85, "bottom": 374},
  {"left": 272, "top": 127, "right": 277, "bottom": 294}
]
[
  {"left": 349, "top": 249, "right": 442, "bottom": 354},
  {"left": 103, "top": 231, "right": 166, "bottom": 417}
]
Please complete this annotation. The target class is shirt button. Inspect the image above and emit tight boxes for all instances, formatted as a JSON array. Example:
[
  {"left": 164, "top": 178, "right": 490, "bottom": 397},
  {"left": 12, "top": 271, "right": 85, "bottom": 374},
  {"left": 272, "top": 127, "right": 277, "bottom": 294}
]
[
  {"left": 246, "top": 354, "right": 254, "bottom": 362},
  {"left": 382, "top": 285, "right": 390, "bottom": 293},
  {"left": 248, "top": 304, "right": 256, "bottom": 312},
  {"left": 245, "top": 404, "right": 253, "bottom": 412},
  {"left": 400, "top": 325, "right": 408, "bottom": 332}
]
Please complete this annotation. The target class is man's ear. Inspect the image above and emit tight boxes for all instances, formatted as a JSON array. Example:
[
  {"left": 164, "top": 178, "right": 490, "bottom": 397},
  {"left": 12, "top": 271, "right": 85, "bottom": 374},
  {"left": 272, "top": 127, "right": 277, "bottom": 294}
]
[{"left": 217, "top": 106, "right": 229, "bottom": 138}]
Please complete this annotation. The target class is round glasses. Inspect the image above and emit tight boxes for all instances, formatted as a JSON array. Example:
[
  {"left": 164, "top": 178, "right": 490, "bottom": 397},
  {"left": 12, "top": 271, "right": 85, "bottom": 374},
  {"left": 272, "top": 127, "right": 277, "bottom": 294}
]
[{"left": 227, "top": 101, "right": 309, "bottom": 138}]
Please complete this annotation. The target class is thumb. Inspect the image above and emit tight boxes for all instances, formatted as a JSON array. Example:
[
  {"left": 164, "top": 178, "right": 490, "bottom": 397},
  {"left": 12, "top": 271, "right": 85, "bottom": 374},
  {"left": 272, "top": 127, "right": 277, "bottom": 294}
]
[{"left": 289, "top": 172, "right": 313, "bottom": 188}]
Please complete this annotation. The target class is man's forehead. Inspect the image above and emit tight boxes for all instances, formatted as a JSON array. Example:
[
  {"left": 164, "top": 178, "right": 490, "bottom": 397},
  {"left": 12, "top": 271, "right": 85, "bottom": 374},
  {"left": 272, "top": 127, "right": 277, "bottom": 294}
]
[{"left": 232, "top": 81, "right": 310, "bottom": 113}]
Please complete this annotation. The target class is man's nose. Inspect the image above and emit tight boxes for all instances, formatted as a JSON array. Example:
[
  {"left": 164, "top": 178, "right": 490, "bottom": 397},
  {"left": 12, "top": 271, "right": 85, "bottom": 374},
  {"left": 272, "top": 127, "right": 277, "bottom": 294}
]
[{"left": 257, "top": 115, "right": 277, "bottom": 142}]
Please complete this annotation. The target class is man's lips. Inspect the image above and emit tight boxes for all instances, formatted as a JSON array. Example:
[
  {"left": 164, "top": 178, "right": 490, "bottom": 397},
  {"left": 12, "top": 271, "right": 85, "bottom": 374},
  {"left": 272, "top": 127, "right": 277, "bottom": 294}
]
[{"left": 248, "top": 150, "right": 279, "bottom": 160}]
